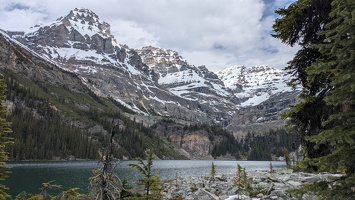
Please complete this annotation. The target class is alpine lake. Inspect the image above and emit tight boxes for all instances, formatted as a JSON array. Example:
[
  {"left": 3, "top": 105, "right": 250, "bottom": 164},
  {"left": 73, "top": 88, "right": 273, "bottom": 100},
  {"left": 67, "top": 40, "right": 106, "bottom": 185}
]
[{"left": 5, "top": 160, "right": 284, "bottom": 197}]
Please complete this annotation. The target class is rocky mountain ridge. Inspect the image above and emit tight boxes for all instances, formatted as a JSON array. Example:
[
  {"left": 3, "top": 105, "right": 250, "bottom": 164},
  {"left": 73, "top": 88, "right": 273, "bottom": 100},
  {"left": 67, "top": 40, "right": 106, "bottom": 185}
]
[
  {"left": 137, "top": 46, "right": 239, "bottom": 118},
  {"left": 3, "top": 8, "right": 299, "bottom": 132}
]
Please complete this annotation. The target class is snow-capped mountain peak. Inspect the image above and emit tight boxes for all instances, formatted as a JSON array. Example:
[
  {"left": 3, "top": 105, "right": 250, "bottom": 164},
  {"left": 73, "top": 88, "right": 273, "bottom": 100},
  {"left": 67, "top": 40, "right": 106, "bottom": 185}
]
[
  {"left": 25, "top": 8, "right": 112, "bottom": 41},
  {"left": 10, "top": 8, "right": 149, "bottom": 75},
  {"left": 60, "top": 8, "right": 112, "bottom": 38},
  {"left": 217, "top": 65, "right": 293, "bottom": 107}
]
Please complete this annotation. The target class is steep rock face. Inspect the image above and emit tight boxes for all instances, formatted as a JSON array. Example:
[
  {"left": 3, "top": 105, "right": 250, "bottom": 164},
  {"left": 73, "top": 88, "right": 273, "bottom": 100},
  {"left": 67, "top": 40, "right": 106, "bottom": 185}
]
[
  {"left": 0, "top": 32, "right": 86, "bottom": 94},
  {"left": 152, "top": 121, "right": 215, "bottom": 159},
  {"left": 171, "top": 132, "right": 212, "bottom": 159},
  {"left": 8, "top": 8, "right": 152, "bottom": 101}
]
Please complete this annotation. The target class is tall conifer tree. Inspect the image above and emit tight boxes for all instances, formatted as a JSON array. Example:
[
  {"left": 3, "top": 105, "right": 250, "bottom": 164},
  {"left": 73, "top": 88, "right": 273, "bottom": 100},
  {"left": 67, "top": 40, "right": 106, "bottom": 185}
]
[
  {"left": 273, "top": 0, "right": 334, "bottom": 165},
  {"left": 273, "top": 0, "right": 354, "bottom": 198}
]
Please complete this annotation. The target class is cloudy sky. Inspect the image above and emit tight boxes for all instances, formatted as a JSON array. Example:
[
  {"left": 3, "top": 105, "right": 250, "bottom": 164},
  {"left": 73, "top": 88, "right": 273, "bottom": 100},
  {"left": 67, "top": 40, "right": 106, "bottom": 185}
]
[{"left": 0, "top": 0, "right": 298, "bottom": 72}]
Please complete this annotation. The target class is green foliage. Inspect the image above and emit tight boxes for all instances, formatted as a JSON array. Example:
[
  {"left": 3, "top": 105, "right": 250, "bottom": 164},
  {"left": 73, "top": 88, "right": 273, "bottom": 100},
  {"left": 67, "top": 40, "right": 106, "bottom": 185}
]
[
  {"left": 14, "top": 183, "right": 87, "bottom": 200},
  {"left": 14, "top": 191, "right": 35, "bottom": 200},
  {"left": 120, "top": 178, "right": 137, "bottom": 199},
  {"left": 62, "top": 188, "right": 81, "bottom": 200},
  {"left": 234, "top": 164, "right": 252, "bottom": 198},
  {"left": 283, "top": 147, "right": 291, "bottom": 167},
  {"left": 304, "top": 0, "right": 355, "bottom": 175},
  {"left": 210, "top": 162, "right": 216, "bottom": 179},
  {"left": 150, "top": 172, "right": 164, "bottom": 200},
  {"left": 235, "top": 164, "right": 250, "bottom": 189},
  {"left": 234, "top": 164, "right": 267, "bottom": 198},
  {"left": 273, "top": 0, "right": 332, "bottom": 47},
  {"left": 247, "top": 136, "right": 272, "bottom": 161},
  {"left": 287, "top": 173, "right": 355, "bottom": 200},
  {"left": 27, "top": 195, "right": 44, "bottom": 200},
  {"left": 39, "top": 181, "right": 61, "bottom": 198},
  {"left": 128, "top": 151, "right": 164, "bottom": 199},
  {"left": 273, "top": 0, "right": 355, "bottom": 198},
  {"left": 0, "top": 79, "right": 13, "bottom": 199},
  {"left": 7, "top": 107, "right": 100, "bottom": 160}
]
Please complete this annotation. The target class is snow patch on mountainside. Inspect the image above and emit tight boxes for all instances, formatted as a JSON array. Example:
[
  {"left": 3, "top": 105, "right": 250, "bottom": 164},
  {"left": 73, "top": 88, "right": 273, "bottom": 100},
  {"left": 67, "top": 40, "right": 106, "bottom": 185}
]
[{"left": 158, "top": 69, "right": 205, "bottom": 85}]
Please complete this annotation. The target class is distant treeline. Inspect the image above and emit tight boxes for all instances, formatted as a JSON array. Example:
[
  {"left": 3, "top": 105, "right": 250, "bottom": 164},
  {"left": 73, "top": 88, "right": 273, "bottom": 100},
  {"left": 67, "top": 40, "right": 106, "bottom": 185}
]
[{"left": 211, "top": 128, "right": 300, "bottom": 160}]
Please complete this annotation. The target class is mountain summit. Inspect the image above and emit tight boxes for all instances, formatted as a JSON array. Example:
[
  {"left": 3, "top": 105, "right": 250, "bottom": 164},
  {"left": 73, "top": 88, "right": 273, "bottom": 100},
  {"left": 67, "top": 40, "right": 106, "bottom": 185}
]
[
  {"left": 61, "top": 8, "right": 112, "bottom": 38},
  {"left": 13, "top": 8, "right": 144, "bottom": 71}
]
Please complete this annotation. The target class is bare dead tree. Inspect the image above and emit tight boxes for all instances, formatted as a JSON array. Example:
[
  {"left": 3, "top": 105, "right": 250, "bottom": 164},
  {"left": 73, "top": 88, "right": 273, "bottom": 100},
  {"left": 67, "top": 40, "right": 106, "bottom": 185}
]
[{"left": 90, "top": 119, "right": 121, "bottom": 200}]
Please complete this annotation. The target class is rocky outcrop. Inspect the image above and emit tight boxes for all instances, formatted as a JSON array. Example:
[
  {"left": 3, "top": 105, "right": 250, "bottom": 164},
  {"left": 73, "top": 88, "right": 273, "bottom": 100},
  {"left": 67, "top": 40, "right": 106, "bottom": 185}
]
[
  {"left": 170, "top": 132, "right": 212, "bottom": 158},
  {"left": 162, "top": 169, "right": 338, "bottom": 200},
  {"left": 227, "top": 91, "right": 300, "bottom": 134}
]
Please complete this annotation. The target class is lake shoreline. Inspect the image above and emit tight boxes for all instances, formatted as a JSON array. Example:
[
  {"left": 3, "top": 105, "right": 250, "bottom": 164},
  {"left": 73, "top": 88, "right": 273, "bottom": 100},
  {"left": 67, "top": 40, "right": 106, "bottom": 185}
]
[{"left": 4, "top": 160, "right": 287, "bottom": 198}]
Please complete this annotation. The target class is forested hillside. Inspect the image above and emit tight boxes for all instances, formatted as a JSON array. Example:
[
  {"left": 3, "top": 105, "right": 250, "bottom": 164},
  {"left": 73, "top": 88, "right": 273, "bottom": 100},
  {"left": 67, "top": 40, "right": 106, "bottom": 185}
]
[{"left": 1, "top": 68, "right": 187, "bottom": 160}]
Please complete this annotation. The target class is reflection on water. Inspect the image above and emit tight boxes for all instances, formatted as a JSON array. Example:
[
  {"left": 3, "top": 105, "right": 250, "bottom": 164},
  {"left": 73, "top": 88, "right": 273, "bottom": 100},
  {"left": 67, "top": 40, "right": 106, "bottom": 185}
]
[{"left": 5, "top": 160, "right": 284, "bottom": 197}]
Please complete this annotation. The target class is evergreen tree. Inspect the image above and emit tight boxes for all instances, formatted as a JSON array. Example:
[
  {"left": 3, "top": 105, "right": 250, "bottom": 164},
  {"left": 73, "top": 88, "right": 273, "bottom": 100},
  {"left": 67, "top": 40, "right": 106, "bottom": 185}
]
[
  {"left": 0, "top": 79, "right": 13, "bottom": 199},
  {"left": 283, "top": 147, "right": 291, "bottom": 167},
  {"left": 150, "top": 172, "right": 164, "bottom": 200},
  {"left": 273, "top": 0, "right": 355, "bottom": 198},
  {"left": 129, "top": 150, "right": 163, "bottom": 200},
  {"left": 234, "top": 164, "right": 252, "bottom": 199},
  {"left": 210, "top": 162, "right": 216, "bottom": 180},
  {"left": 305, "top": 0, "right": 355, "bottom": 175},
  {"left": 273, "top": 0, "right": 334, "bottom": 167}
]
